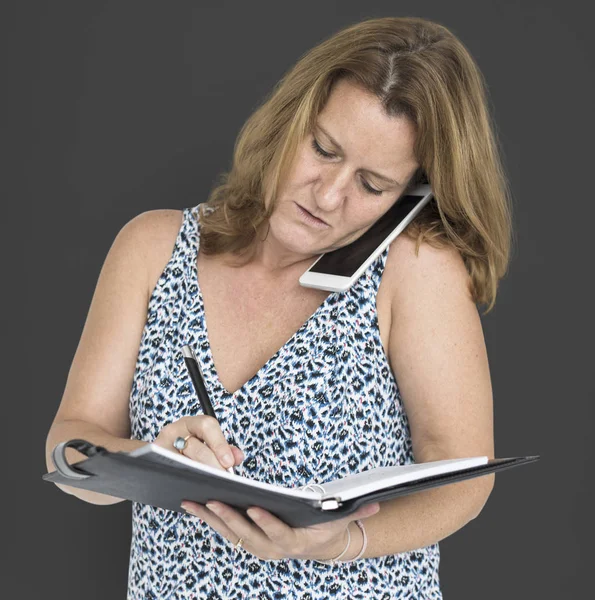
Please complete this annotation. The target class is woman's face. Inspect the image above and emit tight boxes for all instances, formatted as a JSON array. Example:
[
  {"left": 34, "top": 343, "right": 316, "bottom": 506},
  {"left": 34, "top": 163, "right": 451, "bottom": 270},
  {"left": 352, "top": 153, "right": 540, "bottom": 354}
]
[{"left": 266, "top": 78, "right": 420, "bottom": 258}]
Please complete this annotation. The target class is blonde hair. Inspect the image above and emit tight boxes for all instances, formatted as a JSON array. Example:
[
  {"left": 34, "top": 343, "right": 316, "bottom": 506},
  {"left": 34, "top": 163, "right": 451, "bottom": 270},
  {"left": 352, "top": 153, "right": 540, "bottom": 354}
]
[{"left": 198, "top": 16, "right": 513, "bottom": 314}]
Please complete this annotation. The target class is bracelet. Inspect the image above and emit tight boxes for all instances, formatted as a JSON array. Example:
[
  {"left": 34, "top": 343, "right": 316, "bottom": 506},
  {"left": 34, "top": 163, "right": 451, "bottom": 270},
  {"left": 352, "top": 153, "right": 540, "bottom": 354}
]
[
  {"left": 313, "top": 524, "right": 351, "bottom": 565},
  {"left": 349, "top": 519, "right": 368, "bottom": 561},
  {"left": 316, "top": 519, "right": 368, "bottom": 565}
]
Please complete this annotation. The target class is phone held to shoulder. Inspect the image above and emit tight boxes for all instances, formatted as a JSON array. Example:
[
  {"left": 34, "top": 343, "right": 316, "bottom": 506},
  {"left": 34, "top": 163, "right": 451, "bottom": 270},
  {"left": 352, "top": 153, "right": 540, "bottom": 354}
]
[{"left": 299, "top": 183, "right": 433, "bottom": 293}]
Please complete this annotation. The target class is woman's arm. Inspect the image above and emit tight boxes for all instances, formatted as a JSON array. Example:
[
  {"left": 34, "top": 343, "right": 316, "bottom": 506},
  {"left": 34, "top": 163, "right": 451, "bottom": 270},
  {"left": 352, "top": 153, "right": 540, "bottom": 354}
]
[
  {"left": 45, "top": 210, "right": 183, "bottom": 504},
  {"left": 181, "top": 234, "right": 496, "bottom": 561},
  {"left": 356, "top": 234, "right": 495, "bottom": 557},
  {"left": 46, "top": 419, "right": 147, "bottom": 504}
]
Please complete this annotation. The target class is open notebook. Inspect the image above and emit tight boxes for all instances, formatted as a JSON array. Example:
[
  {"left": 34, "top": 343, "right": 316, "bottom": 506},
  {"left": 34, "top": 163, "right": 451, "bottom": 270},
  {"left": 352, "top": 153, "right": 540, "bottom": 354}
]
[{"left": 43, "top": 439, "right": 539, "bottom": 527}]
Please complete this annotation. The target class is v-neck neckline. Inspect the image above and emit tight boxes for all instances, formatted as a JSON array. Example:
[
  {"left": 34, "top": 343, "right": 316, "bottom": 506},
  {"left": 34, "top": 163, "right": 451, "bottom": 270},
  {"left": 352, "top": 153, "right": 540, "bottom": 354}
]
[{"left": 188, "top": 208, "right": 338, "bottom": 398}]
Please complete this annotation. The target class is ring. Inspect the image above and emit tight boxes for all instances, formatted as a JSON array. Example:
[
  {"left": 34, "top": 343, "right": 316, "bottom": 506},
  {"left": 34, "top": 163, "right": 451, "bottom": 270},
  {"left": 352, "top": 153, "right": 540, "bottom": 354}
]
[
  {"left": 234, "top": 537, "right": 244, "bottom": 550},
  {"left": 173, "top": 434, "right": 193, "bottom": 453}
]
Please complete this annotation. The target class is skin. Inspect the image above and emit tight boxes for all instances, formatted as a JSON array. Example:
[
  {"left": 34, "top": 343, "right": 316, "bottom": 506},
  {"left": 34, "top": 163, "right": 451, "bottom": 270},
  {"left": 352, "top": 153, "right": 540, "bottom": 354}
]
[
  {"left": 46, "top": 72, "right": 494, "bottom": 559},
  {"left": 171, "top": 78, "right": 421, "bottom": 560},
  {"left": 157, "top": 78, "right": 494, "bottom": 562},
  {"left": 239, "top": 77, "right": 420, "bottom": 275},
  {"left": 47, "top": 80, "right": 493, "bottom": 563}
]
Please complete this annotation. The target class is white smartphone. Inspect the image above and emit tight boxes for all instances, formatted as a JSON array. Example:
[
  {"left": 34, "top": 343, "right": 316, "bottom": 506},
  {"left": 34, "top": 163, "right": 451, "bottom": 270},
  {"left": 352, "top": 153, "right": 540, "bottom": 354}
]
[{"left": 299, "top": 183, "right": 433, "bottom": 292}]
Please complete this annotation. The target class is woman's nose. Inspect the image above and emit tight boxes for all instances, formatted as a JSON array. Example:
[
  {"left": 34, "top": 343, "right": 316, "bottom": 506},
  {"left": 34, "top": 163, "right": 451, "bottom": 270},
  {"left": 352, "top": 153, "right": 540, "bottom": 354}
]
[{"left": 315, "top": 167, "right": 351, "bottom": 211}]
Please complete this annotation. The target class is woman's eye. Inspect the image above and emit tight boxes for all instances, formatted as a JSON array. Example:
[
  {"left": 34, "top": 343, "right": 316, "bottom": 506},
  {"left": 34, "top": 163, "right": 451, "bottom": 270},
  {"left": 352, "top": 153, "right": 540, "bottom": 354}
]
[
  {"left": 311, "top": 138, "right": 384, "bottom": 197},
  {"left": 360, "top": 179, "right": 383, "bottom": 196},
  {"left": 311, "top": 138, "right": 334, "bottom": 158}
]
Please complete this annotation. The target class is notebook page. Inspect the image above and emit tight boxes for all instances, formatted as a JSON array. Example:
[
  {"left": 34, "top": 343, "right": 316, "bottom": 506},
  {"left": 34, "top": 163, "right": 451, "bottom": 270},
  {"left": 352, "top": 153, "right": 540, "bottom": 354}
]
[
  {"left": 128, "top": 443, "right": 321, "bottom": 501},
  {"left": 320, "top": 457, "right": 489, "bottom": 502}
]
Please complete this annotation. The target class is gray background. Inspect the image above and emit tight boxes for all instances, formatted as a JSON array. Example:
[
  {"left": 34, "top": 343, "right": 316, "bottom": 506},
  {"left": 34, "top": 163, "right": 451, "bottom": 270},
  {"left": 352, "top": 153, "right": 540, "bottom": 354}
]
[{"left": 14, "top": 0, "right": 593, "bottom": 598}]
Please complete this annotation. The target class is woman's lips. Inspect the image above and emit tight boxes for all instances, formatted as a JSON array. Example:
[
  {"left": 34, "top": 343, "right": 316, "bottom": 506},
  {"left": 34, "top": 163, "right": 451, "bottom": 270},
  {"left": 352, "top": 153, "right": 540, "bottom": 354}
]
[{"left": 295, "top": 203, "right": 330, "bottom": 228}]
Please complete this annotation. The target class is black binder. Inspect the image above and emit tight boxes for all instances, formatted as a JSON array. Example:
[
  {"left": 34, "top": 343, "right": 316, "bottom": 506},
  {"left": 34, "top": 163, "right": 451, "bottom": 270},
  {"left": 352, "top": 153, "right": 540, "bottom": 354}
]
[{"left": 43, "top": 439, "right": 540, "bottom": 527}]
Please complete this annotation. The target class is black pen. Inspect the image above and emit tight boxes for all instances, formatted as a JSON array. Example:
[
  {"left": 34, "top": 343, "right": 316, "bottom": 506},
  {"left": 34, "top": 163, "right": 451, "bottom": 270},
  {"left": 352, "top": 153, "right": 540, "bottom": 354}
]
[{"left": 181, "top": 344, "right": 235, "bottom": 474}]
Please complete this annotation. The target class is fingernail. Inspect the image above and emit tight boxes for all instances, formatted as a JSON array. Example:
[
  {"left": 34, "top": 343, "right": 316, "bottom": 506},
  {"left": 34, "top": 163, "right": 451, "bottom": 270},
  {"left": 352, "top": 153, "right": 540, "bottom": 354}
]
[
  {"left": 246, "top": 508, "right": 259, "bottom": 521},
  {"left": 181, "top": 503, "right": 195, "bottom": 515},
  {"left": 221, "top": 453, "right": 233, "bottom": 468},
  {"left": 206, "top": 502, "right": 220, "bottom": 515}
]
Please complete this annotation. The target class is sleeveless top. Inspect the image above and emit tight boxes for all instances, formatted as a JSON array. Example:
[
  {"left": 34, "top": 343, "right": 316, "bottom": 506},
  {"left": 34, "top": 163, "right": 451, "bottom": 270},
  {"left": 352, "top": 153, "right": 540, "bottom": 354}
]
[{"left": 127, "top": 205, "right": 443, "bottom": 599}]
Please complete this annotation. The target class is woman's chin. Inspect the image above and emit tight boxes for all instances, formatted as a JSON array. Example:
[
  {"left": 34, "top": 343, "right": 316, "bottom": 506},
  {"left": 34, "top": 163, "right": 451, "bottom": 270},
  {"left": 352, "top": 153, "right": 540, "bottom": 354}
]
[{"left": 290, "top": 227, "right": 332, "bottom": 249}]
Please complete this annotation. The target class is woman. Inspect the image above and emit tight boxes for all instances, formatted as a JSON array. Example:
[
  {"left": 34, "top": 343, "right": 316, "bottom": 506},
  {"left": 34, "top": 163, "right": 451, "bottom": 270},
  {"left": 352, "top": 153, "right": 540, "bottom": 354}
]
[{"left": 46, "top": 16, "right": 511, "bottom": 599}]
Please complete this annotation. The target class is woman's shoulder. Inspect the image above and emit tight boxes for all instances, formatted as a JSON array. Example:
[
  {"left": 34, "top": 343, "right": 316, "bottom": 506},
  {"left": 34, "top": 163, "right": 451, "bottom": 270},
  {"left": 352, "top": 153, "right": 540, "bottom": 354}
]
[
  {"left": 124, "top": 209, "right": 186, "bottom": 296},
  {"left": 383, "top": 232, "right": 473, "bottom": 309},
  {"left": 129, "top": 209, "right": 186, "bottom": 257}
]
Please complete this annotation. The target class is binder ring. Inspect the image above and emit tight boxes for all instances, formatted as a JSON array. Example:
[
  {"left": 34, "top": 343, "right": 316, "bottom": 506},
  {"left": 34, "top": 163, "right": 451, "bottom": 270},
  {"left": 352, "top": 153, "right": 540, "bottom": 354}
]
[
  {"left": 51, "top": 439, "right": 100, "bottom": 480},
  {"left": 301, "top": 483, "right": 326, "bottom": 494}
]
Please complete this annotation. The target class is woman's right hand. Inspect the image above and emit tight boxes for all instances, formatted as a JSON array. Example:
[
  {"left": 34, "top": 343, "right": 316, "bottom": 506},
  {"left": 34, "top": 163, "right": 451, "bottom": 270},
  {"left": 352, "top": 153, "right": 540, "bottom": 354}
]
[{"left": 153, "top": 416, "right": 244, "bottom": 471}]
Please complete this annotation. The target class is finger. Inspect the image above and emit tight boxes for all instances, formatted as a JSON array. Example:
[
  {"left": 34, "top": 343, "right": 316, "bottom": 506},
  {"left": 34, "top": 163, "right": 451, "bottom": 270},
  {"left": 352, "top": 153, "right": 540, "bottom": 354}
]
[
  {"left": 231, "top": 445, "right": 244, "bottom": 465},
  {"left": 182, "top": 502, "right": 241, "bottom": 544},
  {"left": 244, "top": 506, "right": 297, "bottom": 548},
  {"left": 204, "top": 501, "right": 273, "bottom": 550},
  {"left": 183, "top": 416, "right": 235, "bottom": 469},
  {"left": 179, "top": 436, "right": 226, "bottom": 470},
  {"left": 349, "top": 502, "right": 380, "bottom": 521},
  {"left": 329, "top": 502, "right": 380, "bottom": 531}
]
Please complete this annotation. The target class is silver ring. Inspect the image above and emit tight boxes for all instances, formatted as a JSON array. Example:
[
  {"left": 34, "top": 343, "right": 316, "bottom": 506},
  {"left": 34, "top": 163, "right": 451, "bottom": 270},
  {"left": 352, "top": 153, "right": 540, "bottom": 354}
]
[{"left": 173, "top": 435, "right": 192, "bottom": 453}]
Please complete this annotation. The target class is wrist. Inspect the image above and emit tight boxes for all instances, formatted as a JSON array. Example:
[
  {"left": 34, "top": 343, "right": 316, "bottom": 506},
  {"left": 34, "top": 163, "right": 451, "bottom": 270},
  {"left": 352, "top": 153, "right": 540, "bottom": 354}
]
[
  {"left": 311, "top": 525, "right": 351, "bottom": 564},
  {"left": 341, "top": 520, "right": 364, "bottom": 561},
  {"left": 312, "top": 520, "right": 367, "bottom": 565}
]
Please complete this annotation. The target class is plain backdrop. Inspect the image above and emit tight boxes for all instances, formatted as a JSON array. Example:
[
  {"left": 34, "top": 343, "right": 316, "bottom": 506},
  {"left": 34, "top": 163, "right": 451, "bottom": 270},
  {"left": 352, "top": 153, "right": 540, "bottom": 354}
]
[{"left": 12, "top": 0, "right": 593, "bottom": 598}]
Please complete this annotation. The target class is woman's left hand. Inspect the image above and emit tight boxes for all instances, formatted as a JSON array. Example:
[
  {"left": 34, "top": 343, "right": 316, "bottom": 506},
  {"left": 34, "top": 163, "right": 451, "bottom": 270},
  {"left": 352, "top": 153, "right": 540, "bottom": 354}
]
[{"left": 180, "top": 499, "right": 380, "bottom": 561}]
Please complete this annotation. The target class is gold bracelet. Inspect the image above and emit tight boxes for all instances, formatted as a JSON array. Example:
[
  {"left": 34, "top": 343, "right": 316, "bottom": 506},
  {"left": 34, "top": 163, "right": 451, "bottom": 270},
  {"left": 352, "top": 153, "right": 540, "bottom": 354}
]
[{"left": 312, "top": 524, "right": 352, "bottom": 566}]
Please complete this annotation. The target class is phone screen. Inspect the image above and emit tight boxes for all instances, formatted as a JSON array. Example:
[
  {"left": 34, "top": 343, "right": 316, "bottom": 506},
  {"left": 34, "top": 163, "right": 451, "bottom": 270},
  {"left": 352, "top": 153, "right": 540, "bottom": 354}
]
[{"left": 308, "top": 193, "right": 426, "bottom": 277}]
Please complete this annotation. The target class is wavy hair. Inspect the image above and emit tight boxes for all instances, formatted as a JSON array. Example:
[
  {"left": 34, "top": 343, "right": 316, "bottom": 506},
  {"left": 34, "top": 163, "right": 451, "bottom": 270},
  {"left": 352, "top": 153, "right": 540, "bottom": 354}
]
[{"left": 197, "top": 16, "right": 513, "bottom": 314}]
